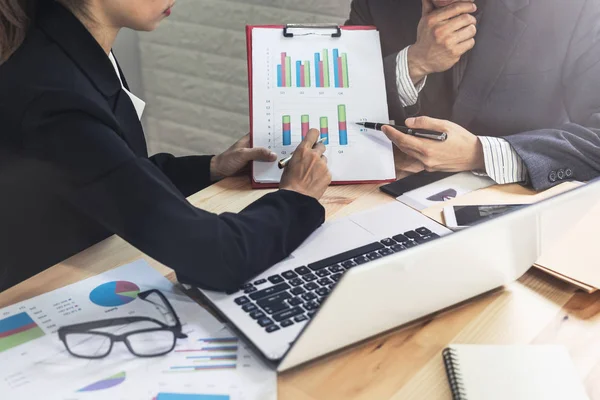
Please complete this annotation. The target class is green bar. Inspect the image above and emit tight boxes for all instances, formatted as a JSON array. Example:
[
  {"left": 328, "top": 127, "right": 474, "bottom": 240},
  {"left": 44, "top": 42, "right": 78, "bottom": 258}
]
[
  {"left": 301, "top": 115, "right": 310, "bottom": 123},
  {"left": 283, "top": 115, "right": 291, "bottom": 124},
  {"left": 342, "top": 53, "right": 349, "bottom": 88},
  {"left": 322, "top": 50, "right": 330, "bottom": 88},
  {"left": 285, "top": 57, "right": 292, "bottom": 88},
  {"left": 320, "top": 116, "right": 328, "bottom": 129},
  {"left": 0, "top": 326, "right": 45, "bottom": 353},
  {"left": 304, "top": 61, "right": 311, "bottom": 88},
  {"left": 337, "top": 104, "right": 346, "bottom": 122}
]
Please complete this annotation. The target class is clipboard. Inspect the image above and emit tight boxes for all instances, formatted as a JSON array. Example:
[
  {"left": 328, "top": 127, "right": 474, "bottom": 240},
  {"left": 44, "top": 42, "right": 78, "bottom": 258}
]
[{"left": 246, "top": 24, "right": 396, "bottom": 189}]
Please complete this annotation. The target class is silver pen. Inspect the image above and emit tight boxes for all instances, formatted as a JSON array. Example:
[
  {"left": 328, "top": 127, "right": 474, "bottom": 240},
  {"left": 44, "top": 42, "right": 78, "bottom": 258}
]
[{"left": 277, "top": 137, "right": 327, "bottom": 169}]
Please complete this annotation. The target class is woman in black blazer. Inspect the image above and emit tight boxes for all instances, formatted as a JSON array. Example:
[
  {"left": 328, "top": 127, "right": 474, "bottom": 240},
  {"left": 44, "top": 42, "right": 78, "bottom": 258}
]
[{"left": 0, "top": 0, "right": 331, "bottom": 292}]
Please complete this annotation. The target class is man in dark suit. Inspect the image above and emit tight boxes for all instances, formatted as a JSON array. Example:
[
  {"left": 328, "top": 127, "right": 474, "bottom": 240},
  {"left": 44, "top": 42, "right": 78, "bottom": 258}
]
[{"left": 347, "top": 0, "right": 600, "bottom": 190}]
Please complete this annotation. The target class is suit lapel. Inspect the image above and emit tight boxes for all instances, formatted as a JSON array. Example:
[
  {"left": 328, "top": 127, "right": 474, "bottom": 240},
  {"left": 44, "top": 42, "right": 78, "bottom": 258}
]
[
  {"left": 452, "top": 0, "right": 530, "bottom": 128},
  {"left": 112, "top": 91, "right": 148, "bottom": 157}
]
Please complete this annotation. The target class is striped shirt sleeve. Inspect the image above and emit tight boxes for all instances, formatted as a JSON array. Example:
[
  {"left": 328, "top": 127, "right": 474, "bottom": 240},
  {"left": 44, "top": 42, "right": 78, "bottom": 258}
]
[
  {"left": 475, "top": 136, "right": 528, "bottom": 184},
  {"left": 396, "top": 46, "right": 427, "bottom": 107}
]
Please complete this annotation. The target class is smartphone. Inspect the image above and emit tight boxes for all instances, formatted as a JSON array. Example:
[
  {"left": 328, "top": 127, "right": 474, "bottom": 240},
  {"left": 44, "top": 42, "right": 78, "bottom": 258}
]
[
  {"left": 380, "top": 171, "right": 456, "bottom": 197},
  {"left": 442, "top": 204, "right": 525, "bottom": 230}
]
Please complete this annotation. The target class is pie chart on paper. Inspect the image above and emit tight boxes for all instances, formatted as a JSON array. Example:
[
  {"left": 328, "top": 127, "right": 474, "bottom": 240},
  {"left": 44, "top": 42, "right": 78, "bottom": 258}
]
[{"left": 89, "top": 281, "right": 141, "bottom": 307}]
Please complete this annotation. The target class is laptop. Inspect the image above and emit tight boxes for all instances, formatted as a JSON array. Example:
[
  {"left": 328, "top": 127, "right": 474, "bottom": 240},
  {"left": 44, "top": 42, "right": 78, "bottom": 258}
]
[{"left": 194, "top": 179, "right": 600, "bottom": 372}]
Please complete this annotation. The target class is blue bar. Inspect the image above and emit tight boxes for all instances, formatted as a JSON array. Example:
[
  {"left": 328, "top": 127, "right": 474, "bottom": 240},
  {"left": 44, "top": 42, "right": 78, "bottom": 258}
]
[
  {"left": 314, "top": 53, "right": 321, "bottom": 87},
  {"left": 333, "top": 49, "right": 339, "bottom": 88},
  {"left": 0, "top": 312, "right": 35, "bottom": 334},
  {"left": 339, "top": 130, "right": 348, "bottom": 145},
  {"left": 277, "top": 65, "right": 282, "bottom": 87},
  {"left": 296, "top": 60, "right": 302, "bottom": 87},
  {"left": 283, "top": 130, "right": 291, "bottom": 146},
  {"left": 156, "top": 394, "right": 230, "bottom": 400}
]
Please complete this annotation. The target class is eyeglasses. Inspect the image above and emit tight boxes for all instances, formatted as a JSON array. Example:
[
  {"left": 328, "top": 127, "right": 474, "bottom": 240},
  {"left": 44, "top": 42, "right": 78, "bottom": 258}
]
[{"left": 58, "top": 289, "right": 188, "bottom": 359}]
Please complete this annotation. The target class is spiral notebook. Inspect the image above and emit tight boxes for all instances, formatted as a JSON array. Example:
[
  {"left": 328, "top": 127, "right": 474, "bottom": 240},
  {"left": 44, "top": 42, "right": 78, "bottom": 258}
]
[{"left": 442, "top": 345, "right": 589, "bottom": 400}]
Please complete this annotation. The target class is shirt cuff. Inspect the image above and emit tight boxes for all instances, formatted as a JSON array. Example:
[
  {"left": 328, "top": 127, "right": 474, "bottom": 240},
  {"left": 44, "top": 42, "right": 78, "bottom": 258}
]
[
  {"left": 476, "top": 136, "right": 528, "bottom": 184},
  {"left": 396, "top": 46, "right": 427, "bottom": 107}
]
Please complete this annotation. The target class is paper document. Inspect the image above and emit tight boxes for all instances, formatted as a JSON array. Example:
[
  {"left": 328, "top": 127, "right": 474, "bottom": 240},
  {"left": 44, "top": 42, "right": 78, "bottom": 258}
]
[
  {"left": 0, "top": 260, "right": 276, "bottom": 400},
  {"left": 250, "top": 27, "right": 395, "bottom": 183}
]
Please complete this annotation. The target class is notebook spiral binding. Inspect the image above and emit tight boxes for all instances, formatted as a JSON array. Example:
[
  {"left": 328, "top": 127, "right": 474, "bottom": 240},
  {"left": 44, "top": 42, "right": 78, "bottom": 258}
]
[{"left": 442, "top": 348, "right": 468, "bottom": 400}]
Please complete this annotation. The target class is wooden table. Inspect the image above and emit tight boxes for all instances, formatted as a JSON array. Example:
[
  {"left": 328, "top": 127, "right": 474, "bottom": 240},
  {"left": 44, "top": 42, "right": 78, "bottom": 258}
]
[{"left": 2, "top": 177, "right": 599, "bottom": 400}]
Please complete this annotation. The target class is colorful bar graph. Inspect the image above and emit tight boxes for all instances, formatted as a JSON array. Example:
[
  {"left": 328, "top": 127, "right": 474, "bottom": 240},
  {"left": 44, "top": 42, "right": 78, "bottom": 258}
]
[
  {"left": 338, "top": 105, "right": 348, "bottom": 146},
  {"left": 282, "top": 115, "right": 291, "bottom": 146},
  {"left": 332, "top": 49, "right": 350, "bottom": 88},
  {"left": 301, "top": 115, "right": 310, "bottom": 139},
  {"left": 278, "top": 49, "right": 348, "bottom": 88},
  {"left": 320, "top": 117, "right": 329, "bottom": 145},
  {"left": 0, "top": 312, "right": 45, "bottom": 353}
]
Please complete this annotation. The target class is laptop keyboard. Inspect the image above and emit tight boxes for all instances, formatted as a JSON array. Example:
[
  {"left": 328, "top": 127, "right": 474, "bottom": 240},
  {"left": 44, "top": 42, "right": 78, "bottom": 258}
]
[{"left": 232, "top": 227, "right": 440, "bottom": 334}]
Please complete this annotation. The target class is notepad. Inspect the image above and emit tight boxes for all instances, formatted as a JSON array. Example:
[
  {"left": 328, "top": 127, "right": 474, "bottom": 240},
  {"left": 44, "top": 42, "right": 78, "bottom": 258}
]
[{"left": 442, "top": 345, "right": 589, "bottom": 400}]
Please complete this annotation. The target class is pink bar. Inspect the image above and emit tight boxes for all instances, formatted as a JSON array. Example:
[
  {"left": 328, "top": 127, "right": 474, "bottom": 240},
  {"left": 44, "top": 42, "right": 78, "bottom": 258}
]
[
  {"left": 281, "top": 53, "right": 287, "bottom": 87},
  {"left": 338, "top": 57, "right": 344, "bottom": 87},
  {"left": 319, "top": 61, "right": 324, "bottom": 88},
  {"left": 302, "top": 122, "right": 309, "bottom": 138},
  {"left": 283, "top": 123, "right": 291, "bottom": 130},
  {"left": 300, "top": 65, "right": 305, "bottom": 87},
  {"left": 338, "top": 121, "right": 347, "bottom": 131}
]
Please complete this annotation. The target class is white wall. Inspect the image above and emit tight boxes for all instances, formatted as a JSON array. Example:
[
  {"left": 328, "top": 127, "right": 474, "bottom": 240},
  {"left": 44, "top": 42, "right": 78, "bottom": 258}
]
[{"left": 138, "top": 0, "right": 352, "bottom": 156}]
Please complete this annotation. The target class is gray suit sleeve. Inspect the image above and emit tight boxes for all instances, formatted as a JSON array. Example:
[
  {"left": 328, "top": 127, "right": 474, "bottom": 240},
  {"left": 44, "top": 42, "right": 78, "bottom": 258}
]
[{"left": 504, "top": 0, "right": 600, "bottom": 191}]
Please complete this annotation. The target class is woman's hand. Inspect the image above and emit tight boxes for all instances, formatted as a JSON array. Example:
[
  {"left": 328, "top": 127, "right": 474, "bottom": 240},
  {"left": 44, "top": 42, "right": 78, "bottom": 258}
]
[
  {"left": 280, "top": 129, "right": 332, "bottom": 200},
  {"left": 382, "top": 116, "right": 485, "bottom": 172},
  {"left": 210, "top": 134, "right": 277, "bottom": 181}
]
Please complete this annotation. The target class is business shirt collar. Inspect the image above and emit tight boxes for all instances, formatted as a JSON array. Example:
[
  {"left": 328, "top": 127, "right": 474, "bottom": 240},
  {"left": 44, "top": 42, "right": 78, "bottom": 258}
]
[{"left": 36, "top": 2, "right": 121, "bottom": 98}]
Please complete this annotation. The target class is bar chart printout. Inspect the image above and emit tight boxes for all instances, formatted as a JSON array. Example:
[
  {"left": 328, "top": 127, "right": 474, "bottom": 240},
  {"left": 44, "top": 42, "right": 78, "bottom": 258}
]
[
  {"left": 0, "top": 312, "right": 45, "bottom": 353},
  {"left": 278, "top": 53, "right": 311, "bottom": 88},
  {"left": 338, "top": 105, "right": 348, "bottom": 145},
  {"left": 282, "top": 115, "right": 291, "bottom": 146}
]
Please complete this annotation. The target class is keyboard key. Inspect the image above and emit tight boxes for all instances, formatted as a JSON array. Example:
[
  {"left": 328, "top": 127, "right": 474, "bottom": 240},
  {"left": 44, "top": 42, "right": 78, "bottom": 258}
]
[
  {"left": 268, "top": 275, "right": 284, "bottom": 284},
  {"left": 241, "top": 283, "right": 254, "bottom": 290},
  {"left": 391, "top": 244, "right": 407, "bottom": 253},
  {"left": 379, "top": 248, "right": 395, "bottom": 256},
  {"left": 250, "top": 310, "right": 265, "bottom": 320},
  {"left": 281, "top": 320, "right": 294, "bottom": 328},
  {"left": 266, "top": 325, "right": 280, "bottom": 333},
  {"left": 304, "top": 301, "right": 319, "bottom": 311},
  {"left": 331, "top": 273, "right": 343, "bottom": 282},
  {"left": 242, "top": 303, "right": 257, "bottom": 312},
  {"left": 315, "top": 269, "right": 331, "bottom": 277},
  {"left": 316, "top": 287, "right": 330, "bottom": 297},
  {"left": 290, "top": 287, "right": 305, "bottom": 295},
  {"left": 328, "top": 284, "right": 336, "bottom": 291},
  {"left": 289, "top": 278, "right": 304, "bottom": 287},
  {"left": 307, "top": 311, "right": 317, "bottom": 318},
  {"left": 304, "top": 282, "right": 319, "bottom": 291},
  {"left": 258, "top": 317, "right": 274, "bottom": 327},
  {"left": 380, "top": 238, "right": 396, "bottom": 247},
  {"left": 302, "top": 292, "right": 317, "bottom": 301},
  {"left": 273, "top": 307, "right": 304, "bottom": 322},
  {"left": 317, "top": 278, "right": 333, "bottom": 286},
  {"left": 253, "top": 279, "right": 267, "bottom": 285},
  {"left": 256, "top": 291, "right": 292, "bottom": 307},
  {"left": 392, "top": 234, "right": 410, "bottom": 244},
  {"left": 329, "top": 265, "right": 345, "bottom": 273},
  {"left": 249, "top": 283, "right": 290, "bottom": 301},
  {"left": 367, "top": 252, "right": 382, "bottom": 261},
  {"left": 288, "top": 297, "right": 303, "bottom": 306},
  {"left": 294, "top": 266, "right": 311, "bottom": 275},
  {"left": 303, "top": 273, "right": 318, "bottom": 282},
  {"left": 342, "top": 260, "right": 357, "bottom": 269},
  {"left": 404, "top": 240, "right": 418, "bottom": 248},
  {"left": 308, "top": 242, "right": 385, "bottom": 271},
  {"left": 282, "top": 270, "right": 298, "bottom": 280},
  {"left": 354, "top": 256, "right": 370, "bottom": 265},
  {"left": 234, "top": 296, "right": 250, "bottom": 305},
  {"left": 294, "top": 314, "right": 308, "bottom": 323},
  {"left": 404, "top": 231, "right": 420, "bottom": 240},
  {"left": 415, "top": 233, "right": 440, "bottom": 243},
  {"left": 316, "top": 298, "right": 324, "bottom": 305},
  {"left": 244, "top": 287, "right": 258, "bottom": 294},
  {"left": 416, "top": 227, "right": 432, "bottom": 236}
]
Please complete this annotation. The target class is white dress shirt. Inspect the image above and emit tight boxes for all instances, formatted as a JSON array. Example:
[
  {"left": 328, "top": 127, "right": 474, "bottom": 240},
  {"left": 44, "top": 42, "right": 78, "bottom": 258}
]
[
  {"left": 108, "top": 51, "right": 146, "bottom": 121},
  {"left": 395, "top": 46, "right": 528, "bottom": 184}
]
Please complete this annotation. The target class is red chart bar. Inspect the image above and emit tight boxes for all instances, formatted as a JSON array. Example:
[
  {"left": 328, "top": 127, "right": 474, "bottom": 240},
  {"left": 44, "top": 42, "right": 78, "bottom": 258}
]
[
  {"left": 281, "top": 52, "right": 287, "bottom": 87},
  {"left": 319, "top": 61, "right": 324, "bottom": 88},
  {"left": 300, "top": 64, "right": 305, "bottom": 87}
]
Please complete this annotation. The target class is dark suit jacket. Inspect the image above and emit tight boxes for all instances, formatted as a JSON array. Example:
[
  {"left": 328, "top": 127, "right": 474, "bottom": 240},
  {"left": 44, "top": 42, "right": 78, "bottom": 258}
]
[
  {"left": 347, "top": 0, "right": 600, "bottom": 190},
  {"left": 0, "top": 2, "right": 324, "bottom": 292}
]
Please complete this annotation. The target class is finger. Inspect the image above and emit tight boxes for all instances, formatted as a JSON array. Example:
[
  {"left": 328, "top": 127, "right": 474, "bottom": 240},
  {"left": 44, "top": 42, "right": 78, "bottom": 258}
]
[
  {"left": 381, "top": 125, "right": 426, "bottom": 155},
  {"left": 405, "top": 116, "right": 449, "bottom": 132},
  {"left": 300, "top": 128, "right": 321, "bottom": 149},
  {"left": 321, "top": 155, "right": 328, "bottom": 164},
  {"left": 443, "top": 13, "right": 477, "bottom": 34},
  {"left": 313, "top": 142, "right": 327, "bottom": 157},
  {"left": 430, "top": 2, "right": 476, "bottom": 24},
  {"left": 454, "top": 37, "right": 476, "bottom": 53},
  {"left": 450, "top": 23, "right": 477, "bottom": 45},
  {"left": 421, "top": 0, "right": 434, "bottom": 16},
  {"left": 241, "top": 147, "right": 277, "bottom": 162}
]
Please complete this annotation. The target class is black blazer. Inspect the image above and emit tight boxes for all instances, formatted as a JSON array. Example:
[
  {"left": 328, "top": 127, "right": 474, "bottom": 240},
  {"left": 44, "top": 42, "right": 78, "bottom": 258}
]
[{"left": 0, "top": 3, "right": 324, "bottom": 292}]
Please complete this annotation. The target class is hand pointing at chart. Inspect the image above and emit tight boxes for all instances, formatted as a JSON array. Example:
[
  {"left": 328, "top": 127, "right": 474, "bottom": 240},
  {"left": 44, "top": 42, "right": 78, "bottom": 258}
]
[{"left": 280, "top": 129, "right": 332, "bottom": 200}]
